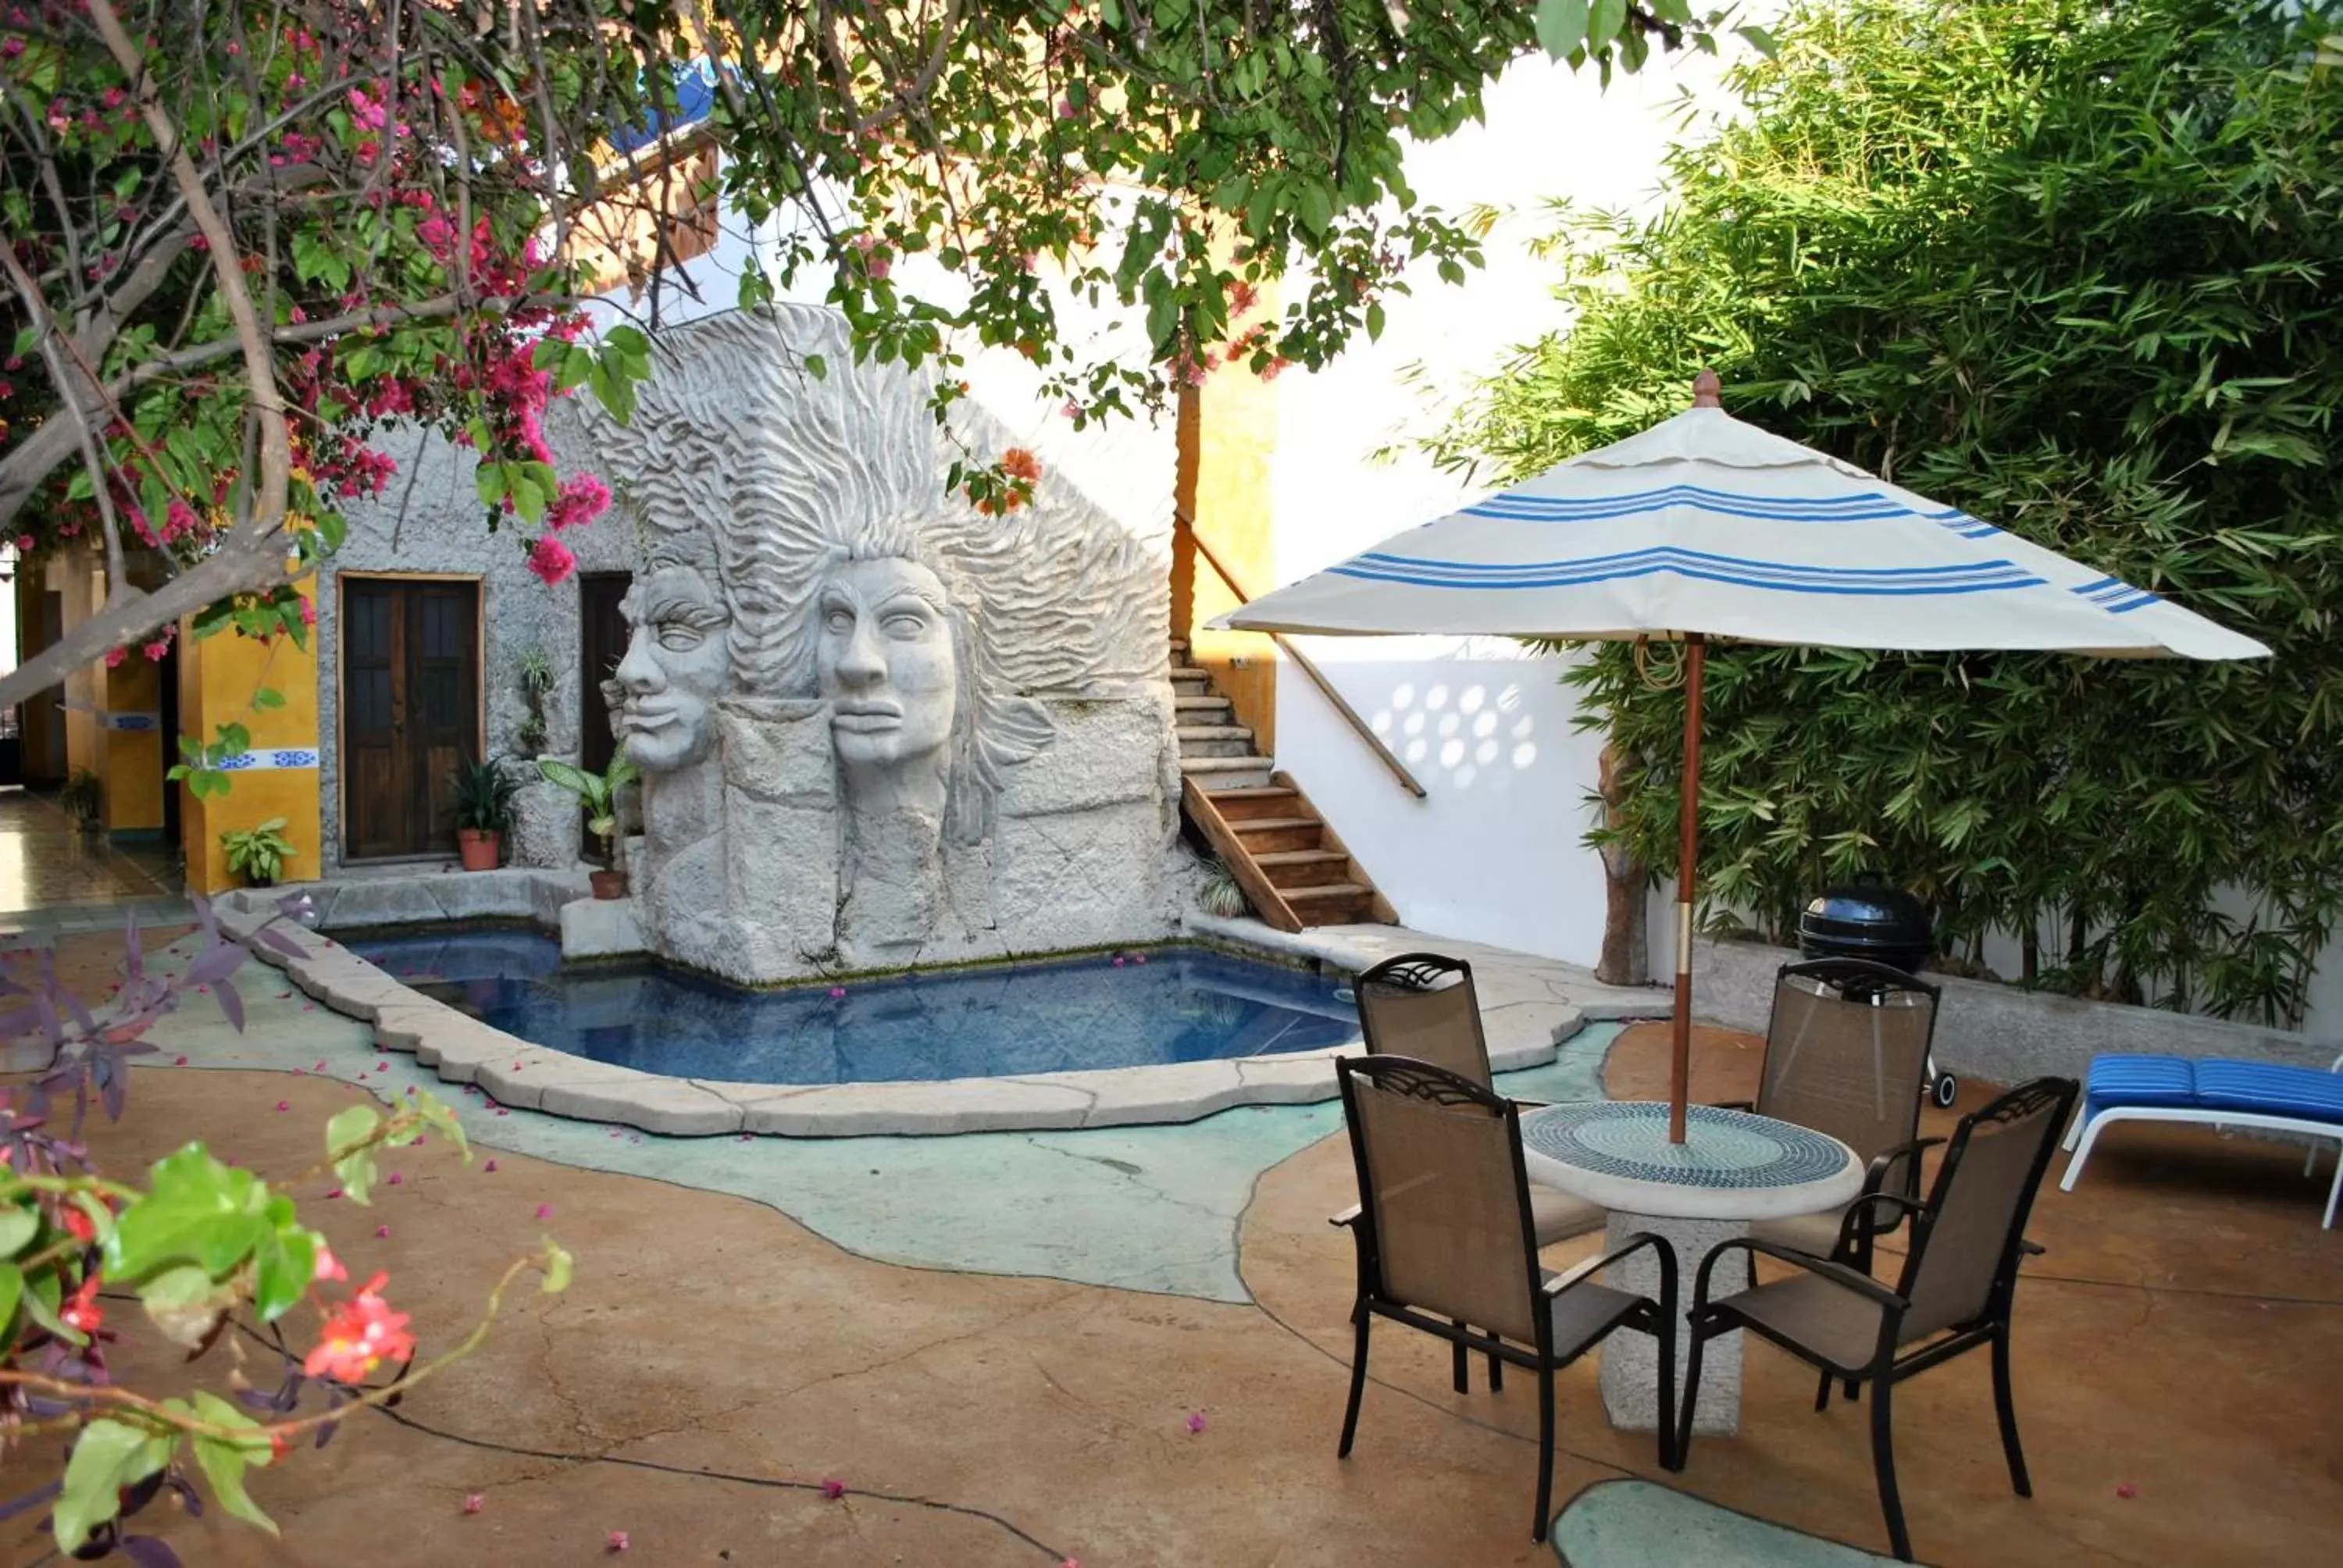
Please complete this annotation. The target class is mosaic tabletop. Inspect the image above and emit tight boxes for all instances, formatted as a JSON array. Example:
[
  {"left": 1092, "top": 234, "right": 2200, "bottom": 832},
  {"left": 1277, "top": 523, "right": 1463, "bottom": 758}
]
[{"left": 1521, "top": 1103, "right": 1855, "bottom": 1193}]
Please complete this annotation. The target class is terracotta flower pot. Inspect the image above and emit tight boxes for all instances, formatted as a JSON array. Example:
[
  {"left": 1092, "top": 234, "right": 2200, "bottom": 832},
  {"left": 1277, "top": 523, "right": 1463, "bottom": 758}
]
[
  {"left": 589, "top": 868, "right": 627, "bottom": 900},
  {"left": 456, "top": 829, "right": 501, "bottom": 871}
]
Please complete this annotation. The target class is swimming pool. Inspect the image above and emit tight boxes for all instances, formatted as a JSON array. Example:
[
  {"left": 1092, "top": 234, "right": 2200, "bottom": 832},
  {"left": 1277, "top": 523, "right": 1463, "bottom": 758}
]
[{"left": 344, "top": 930, "right": 1360, "bottom": 1085}]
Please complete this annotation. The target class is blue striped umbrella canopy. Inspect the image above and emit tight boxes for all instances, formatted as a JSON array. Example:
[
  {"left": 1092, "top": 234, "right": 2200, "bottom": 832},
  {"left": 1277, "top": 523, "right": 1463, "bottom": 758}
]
[
  {"left": 1220, "top": 394, "right": 2266, "bottom": 658},
  {"left": 1218, "top": 380, "right": 2265, "bottom": 1142}
]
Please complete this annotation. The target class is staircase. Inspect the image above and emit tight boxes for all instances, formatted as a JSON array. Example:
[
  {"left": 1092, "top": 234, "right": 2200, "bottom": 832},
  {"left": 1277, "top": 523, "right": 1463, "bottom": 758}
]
[{"left": 1172, "top": 639, "right": 1396, "bottom": 932}]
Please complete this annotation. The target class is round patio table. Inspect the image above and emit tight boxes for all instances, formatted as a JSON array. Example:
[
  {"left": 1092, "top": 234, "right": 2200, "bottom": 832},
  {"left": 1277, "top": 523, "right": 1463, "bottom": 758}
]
[{"left": 1520, "top": 1101, "right": 1863, "bottom": 1437}]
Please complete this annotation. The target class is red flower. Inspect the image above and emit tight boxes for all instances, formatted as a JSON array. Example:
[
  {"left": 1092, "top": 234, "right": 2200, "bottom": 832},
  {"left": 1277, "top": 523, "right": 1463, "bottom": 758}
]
[
  {"left": 62, "top": 1206, "right": 97, "bottom": 1244},
  {"left": 302, "top": 1272, "right": 415, "bottom": 1382},
  {"left": 60, "top": 1273, "right": 104, "bottom": 1335}
]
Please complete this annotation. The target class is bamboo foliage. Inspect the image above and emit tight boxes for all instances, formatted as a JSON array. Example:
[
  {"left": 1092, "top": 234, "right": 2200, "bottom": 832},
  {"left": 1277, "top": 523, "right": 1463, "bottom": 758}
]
[{"left": 1426, "top": 0, "right": 2343, "bottom": 1024}]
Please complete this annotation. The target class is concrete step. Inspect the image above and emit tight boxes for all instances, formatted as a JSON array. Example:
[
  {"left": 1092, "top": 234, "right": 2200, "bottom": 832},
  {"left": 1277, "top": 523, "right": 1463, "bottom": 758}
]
[
  {"left": 1207, "top": 786, "right": 1303, "bottom": 822},
  {"left": 1170, "top": 665, "right": 1213, "bottom": 686},
  {"left": 1176, "top": 723, "right": 1256, "bottom": 759},
  {"left": 1169, "top": 637, "right": 1188, "bottom": 656},
  {"left": 1174, "top": 694, "right": 1232, "bottom": 716},
  {"left": 1255, "top": 848, "right": 1353, "bottom": 889},
  {"left": 1181, "top": 757, "right": 1276, "bottom": 792}
]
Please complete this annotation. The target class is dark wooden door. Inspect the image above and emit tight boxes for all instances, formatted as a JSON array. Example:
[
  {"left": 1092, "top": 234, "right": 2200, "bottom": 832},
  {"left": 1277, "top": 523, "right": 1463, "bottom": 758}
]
[
  {"left": 577, "top": 572, "right": 631, "bottom": 857},
  {"left": 343, "top": 578, "right": 480, "bottom": 860}
]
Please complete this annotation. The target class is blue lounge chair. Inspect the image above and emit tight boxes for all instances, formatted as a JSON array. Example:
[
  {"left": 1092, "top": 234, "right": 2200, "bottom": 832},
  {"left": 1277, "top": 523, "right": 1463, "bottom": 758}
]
[{"left": 2059, "top": 1052, "right": 2343, "bottom": 1229}]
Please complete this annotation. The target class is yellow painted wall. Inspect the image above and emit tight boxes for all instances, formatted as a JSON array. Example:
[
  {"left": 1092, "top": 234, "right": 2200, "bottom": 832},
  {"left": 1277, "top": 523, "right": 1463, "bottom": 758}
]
[
  {"left": 56, "top": 552, "right": 104, "bottom": 787},
  {"left": 1176, "top": 315, "right": 1285, "bottom": 757},
  {"left": 100, "top": 652, "right": 163, "bottom": 835},
  {"left": 178, "top": 580, "right": 323, "bottom": 895}
]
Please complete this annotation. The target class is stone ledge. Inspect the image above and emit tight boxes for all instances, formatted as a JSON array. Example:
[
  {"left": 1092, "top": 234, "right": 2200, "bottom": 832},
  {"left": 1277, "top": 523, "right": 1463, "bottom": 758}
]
[{"left": 249, "top": 889, "right": 1610, "bottom": 1137}]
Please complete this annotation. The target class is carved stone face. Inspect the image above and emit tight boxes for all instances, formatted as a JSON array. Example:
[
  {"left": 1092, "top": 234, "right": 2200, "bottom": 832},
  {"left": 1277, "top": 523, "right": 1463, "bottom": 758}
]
[
  {"left": 815, "top": 557, "right": 958, "bottom": 775},
  {"left": 613, "top": 565, "right": 729, "bottom": 772}
]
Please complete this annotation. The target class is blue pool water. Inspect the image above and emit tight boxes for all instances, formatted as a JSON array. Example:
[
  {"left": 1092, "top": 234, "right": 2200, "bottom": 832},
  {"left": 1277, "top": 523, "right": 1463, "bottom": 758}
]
[{"left": 342, "top": 930, "right": 1360, "bottom": 1085}]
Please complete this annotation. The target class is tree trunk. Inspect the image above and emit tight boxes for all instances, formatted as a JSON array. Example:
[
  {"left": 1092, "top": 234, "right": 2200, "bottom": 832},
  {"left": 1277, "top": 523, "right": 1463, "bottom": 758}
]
[{"left": 1594, "top": 738, "right": 1650, "bottom": 987}]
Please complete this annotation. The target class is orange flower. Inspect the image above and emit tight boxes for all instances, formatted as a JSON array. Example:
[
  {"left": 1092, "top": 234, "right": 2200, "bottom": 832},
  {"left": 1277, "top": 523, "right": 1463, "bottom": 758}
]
[{"left": 1000, "top": 447, "right": 1042, "bottom": 482}]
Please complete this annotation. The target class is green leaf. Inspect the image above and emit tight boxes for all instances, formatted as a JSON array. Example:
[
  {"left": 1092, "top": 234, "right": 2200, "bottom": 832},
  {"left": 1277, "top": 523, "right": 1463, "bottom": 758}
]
[
  {"left": 0, "top": 1203, "right": 37, "bottom": 1256},
  {"left": 536, "top": 757, "right": 593, "bottom": 797},
  {"left": 54, "top": 1417, "right": 173, "bottom": 1555},
  {"left": 804, "top": 352, "right": 827, "bottom": 381},
  {"left": 105, "top": 1143, "right": 270, "bottom": 1282},
  {"left": 251, "top": 686, "right": 287, "bottom": 711},
  {"left": 1735, "top": 25, "right": 1780, "bottom": 59},
  {"left": 541, "top": 1241, "right": 573, "bottom": 1294},
  {"left": 1589, "top": 0, "right": 1627, "bottom": 51},
  {"left": 410, "top": 1090, "right": 472, "bottom": 1162},
  {"left": 0, "top": 1261, "right": 21, "bottom": 1331},
  {"left": 1535, "top": 0, "right": 1590, "bottom": 59},
  {"left": 326, "top": 1105, "right": 381, "bottom": 1205},
  {"left": 1296, "top": 181, "right": 1335, "bottom": 241},
  {"left": 191, "top": 1391, "right": 280, "bottom": 1535},
  {"left": 1366, "top": 301, "right": 1387, "bottom": 342},
  {"left": 248, "top": 1217, "right": 319, "bottom": 1324}
]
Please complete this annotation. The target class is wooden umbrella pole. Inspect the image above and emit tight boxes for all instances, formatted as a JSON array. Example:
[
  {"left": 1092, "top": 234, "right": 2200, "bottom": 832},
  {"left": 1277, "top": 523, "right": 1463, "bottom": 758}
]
[{"left": 1669, "top": 633, "right": 1707, "bottom": 1144}]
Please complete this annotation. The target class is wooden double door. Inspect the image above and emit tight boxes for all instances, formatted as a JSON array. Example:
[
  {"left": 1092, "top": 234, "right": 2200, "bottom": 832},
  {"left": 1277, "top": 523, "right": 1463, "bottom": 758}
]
[{"left": 343, "top": 577, "right": 480, "bottom": 861}]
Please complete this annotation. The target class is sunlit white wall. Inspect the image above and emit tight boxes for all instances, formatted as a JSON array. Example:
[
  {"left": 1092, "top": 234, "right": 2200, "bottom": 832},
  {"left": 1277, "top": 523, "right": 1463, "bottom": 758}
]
[{"left": 1269, "top": 45, "right": 1751, "bottom": 968}]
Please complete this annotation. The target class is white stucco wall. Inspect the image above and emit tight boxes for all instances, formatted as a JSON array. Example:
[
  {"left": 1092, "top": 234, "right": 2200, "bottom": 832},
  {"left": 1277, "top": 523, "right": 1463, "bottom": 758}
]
[{"left": 1266, "top": 48, "right": 1747, "bottom": 969}]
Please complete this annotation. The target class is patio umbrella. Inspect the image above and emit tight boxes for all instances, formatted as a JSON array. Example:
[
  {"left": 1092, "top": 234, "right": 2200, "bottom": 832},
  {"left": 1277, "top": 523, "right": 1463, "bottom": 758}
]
[{"left": 1216, "top": 373, "right": 2268, "bottom": 1142}]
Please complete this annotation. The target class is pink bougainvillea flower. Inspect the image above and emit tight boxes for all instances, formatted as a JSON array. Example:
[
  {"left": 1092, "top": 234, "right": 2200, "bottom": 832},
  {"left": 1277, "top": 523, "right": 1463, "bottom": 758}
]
[
  {"left": 314, "top": 1245, "right": 348, "bottom": 1283},
  {"left": 1111, "top": 957, "right": 1125, "bottom": 968},
  {"left": 534, "top": 1204, "right": 552, "bottom": 1220},
  {"left": 376, "top": 1225, "right": 391, "bottom": 1238},
  {"left": 315, "top": 1061, "right": 328, "bottom": 1072},
  {"left": 1186, "top": 1411, "right": 1207, "bottom": 1434},
  {"left": 103, "top": 647, "right": 127, "bottom": 668},
  {"left": 495, "top": 1107, "right": 510, "bottom": 1117},
  {"left": 484, "top": 1160, "right": 498, "bottom": 1172},
  {"left": 303, "top": 1272, "right": 415, "bottom": 1382},
  {"left": 820, "top": 1477, "right": 846, "bottom": 1500},
  {"left": 174, "top": 1055, "right": 188, "bottom": 1066},
  {"left": 2117, "top": 1482, "right": 2138, "bottom": 1499},
  {"left": 377, "top": 1060, "right": 390, "bottom": 1071},
  {"left": 606, "top": 1531, "right": 629, "bottom": 1552},
  {"left": 323, "top": 1188, "right": 344, "bottom": 1201},
  {"left": 527, "top": 533, "right": 576, "bottom": 586},
  {"left": 1135, "top": 953, "right": 1147, "bottom": 964},
  {"left": 387, "top": 1172, "right": 403, "bottom": 1185},
  {"left": 276, "top": 1099, "right": 291, "bottom": 1111},
  {"left": 462, "top": 1494, "right": 484, "bottom": 1515},
  {"left": 828, "top": 986, "right": 847, "bottom": 1000}
]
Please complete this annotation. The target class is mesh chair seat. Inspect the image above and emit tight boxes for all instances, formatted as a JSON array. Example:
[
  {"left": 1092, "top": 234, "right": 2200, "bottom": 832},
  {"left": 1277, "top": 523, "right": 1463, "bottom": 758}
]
[
  {"left": 1530, "top": 1185, "right": 1605, "bottom": 1247},
  {"left": 1545, "top": 1279, "right": 1649, "bottom": 1362},
  {"left": 1713, "top": 1271, "right": 1892, "bottom": 1372},
  {"left": 1748, "top": 1209, "right": 1843, "bottom": 1258}
]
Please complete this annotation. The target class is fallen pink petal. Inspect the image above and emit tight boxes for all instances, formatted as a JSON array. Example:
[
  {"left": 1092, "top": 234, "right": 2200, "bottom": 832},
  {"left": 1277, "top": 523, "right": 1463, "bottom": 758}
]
[
  {"left": 2117, "top": 1482, "right": 2139, "bottom": 1499},
  {"left": 173, "top": 1055, "right": 187, "bottom": 1065},
  {"left": 387, "top": 1172, "right": 403, "bottom": 1185},
  {"left": 821, "top": 1477, "right": 846, "bottom": 1500},
  {"left": 462, "top": 1493, "right": 483, "bottom": 1514},
  {"left": 1187, "top": 1411, "right": 1207, "bottom": 1434},
  {"left": 535, "top": 1204, "right": 553, "bottom": 1219},
  {"left": 376, "top": 1224, "right": 391, "bottom": 1238},
  {"left": 276, "top": 1100, "right": 290, "bottom": 1111},
  {"left": 484, "top": 1160, "right": 498, "bottom": 1172},
  {"left": 606, "top": 1530, "right": 629, "bottom": 1552}
]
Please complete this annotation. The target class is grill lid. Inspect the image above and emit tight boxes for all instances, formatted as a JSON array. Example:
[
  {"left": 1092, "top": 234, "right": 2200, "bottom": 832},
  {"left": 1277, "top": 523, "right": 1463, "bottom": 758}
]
[{"left": 1799, "top": 873, "right": 1934, "bottom": 960}]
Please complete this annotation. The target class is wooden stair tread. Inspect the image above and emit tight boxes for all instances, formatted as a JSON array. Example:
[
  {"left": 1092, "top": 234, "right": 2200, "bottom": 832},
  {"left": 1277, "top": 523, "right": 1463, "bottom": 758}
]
[
  {"left": 1253, "top": 849, "right": 1348, "bottom": 867},
  {"left": 1207, "top": 785, "right": 1297, "bottom": 801},
  {"left": 1179, "top": 756, "right": 1272, "bottom": 772},
  {"left": 1175, "top": 724, "right": 1253, "bottom": 739},
  {"left": 1282, "top": 882, "right": 1371, "bottom": 901},
  {"left": 1230, "top": 815, "right": 1318, "bottom": 833}
]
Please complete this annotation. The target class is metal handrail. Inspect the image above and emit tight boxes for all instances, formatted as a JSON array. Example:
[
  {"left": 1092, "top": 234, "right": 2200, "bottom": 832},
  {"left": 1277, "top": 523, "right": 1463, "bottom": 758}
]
[{"left": 1175, "top": 511, "right": 1427, "bottom": 799}]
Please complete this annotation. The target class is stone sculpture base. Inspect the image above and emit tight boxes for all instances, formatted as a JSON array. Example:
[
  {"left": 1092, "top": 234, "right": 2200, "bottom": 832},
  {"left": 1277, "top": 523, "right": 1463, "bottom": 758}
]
[{"left": 1598, "top": 1210, "right": 1744, "bottom": 1438}]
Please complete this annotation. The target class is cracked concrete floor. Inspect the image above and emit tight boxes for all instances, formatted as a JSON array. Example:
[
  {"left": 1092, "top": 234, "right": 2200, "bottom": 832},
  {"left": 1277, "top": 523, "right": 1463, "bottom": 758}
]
[{"left": 7, "top": 929, "right": 2338, "bottom": 1566}]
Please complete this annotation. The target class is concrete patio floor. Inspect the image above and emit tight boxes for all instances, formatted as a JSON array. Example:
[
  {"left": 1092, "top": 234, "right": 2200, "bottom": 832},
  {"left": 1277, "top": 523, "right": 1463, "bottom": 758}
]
[{"left": 4, "top": 927, "right": 2338, "bottom": 1566}]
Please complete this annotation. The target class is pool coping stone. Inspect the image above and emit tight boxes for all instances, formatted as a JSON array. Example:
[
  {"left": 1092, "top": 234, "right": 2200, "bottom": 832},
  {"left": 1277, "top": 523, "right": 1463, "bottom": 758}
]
[{"left": 212, "top": 881, "right": 1671, "bottom": 1137}]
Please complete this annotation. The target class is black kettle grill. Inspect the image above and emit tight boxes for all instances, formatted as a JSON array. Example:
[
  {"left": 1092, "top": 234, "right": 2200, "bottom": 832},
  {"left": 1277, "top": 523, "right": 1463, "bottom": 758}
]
[{"left": 1799, "top": 873, "right": 1957, "bottom": 1107}]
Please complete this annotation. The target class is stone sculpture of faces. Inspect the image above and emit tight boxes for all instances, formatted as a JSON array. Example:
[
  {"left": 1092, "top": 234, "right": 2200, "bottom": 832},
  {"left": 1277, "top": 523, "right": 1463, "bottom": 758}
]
[
  {"left": 612, "top": 564, "right": 730, "bottom": 772},
  {"left": 815, "top": 556, "right": 959, "bottom": 797}
]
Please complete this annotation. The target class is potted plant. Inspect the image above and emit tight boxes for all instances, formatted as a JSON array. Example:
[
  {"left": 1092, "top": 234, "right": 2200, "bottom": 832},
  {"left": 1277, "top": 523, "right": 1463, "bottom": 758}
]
[
  {"left": 537, "top": 753, "right": 637, "bottom": 898},
  {"left": 451, "top": 754, "right": 519, "bottom": 871},
  {"left": 221, "top": 818, "right": 295, "bottom": 887},
  {"left": 59, "top": 767, "right": 103, "bottom": 833}
]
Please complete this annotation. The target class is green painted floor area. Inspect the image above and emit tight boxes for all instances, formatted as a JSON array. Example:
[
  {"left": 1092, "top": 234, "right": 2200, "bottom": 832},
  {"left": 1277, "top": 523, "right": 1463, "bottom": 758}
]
[
  {"left": 1554, "top": 1481, "right": 1897, "bottom": 1567},
  {"left": 134, "top": 934, "right": 1619, "bottom": 1303}
]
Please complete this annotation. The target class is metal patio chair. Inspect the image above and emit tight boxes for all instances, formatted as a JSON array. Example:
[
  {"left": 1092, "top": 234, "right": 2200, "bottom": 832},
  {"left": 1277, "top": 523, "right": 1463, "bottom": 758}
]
[
  {"left": 1676, "top": 1076, "right": 2081, "bottom": 1563},
  {"left": 1331, "top": 1055, "right": 1681, "bottom": 1542},
  {"left": 1354, "top": 952, "right": 1604, "bottom": 1249},
  {"left": 1728, "top": 958, "right": 1944, "bottom": 1276}
]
